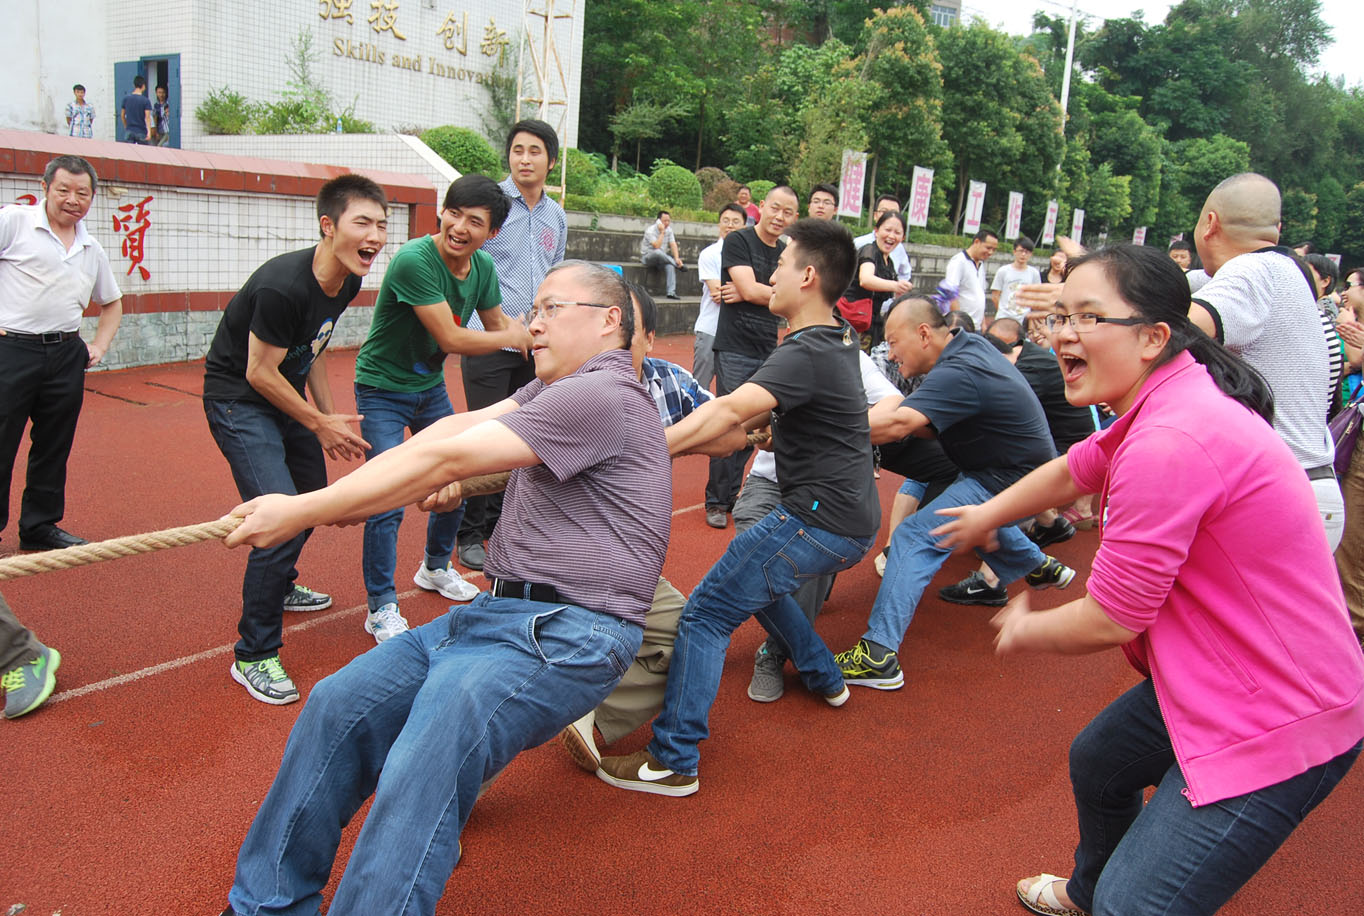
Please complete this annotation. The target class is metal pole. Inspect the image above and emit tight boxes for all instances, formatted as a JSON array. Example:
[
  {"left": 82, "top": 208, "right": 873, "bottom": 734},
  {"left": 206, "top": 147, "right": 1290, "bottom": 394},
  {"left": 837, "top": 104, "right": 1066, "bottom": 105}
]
[{"left": 1059, "top": 0, "right": 1078, "bottom": 139}]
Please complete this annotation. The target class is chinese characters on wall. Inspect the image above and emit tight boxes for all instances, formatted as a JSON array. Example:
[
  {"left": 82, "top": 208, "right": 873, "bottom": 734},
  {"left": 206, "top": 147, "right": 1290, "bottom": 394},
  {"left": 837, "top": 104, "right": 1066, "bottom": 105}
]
[{"left": 321, "top": 0, "right": 508, "bottom": 57}]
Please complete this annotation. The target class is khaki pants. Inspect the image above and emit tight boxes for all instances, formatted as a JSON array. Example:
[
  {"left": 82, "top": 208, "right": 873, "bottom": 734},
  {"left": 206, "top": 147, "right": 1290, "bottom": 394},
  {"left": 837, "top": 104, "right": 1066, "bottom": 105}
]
[
  {"left": 0, "top": 591, "right": 43, "bottom": 675},
  {"left": 593, "top": 577, "right": 686, "bottom": 745},
  {"left": 1336, "top": 447, "right": 1364, "bottom": 638}
]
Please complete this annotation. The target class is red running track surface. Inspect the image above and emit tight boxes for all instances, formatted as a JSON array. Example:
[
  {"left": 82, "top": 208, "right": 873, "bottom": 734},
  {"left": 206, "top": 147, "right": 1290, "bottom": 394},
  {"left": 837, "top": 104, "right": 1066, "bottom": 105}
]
[{"left": 2, "top": 335, "right": 1359, "bottom": 914}]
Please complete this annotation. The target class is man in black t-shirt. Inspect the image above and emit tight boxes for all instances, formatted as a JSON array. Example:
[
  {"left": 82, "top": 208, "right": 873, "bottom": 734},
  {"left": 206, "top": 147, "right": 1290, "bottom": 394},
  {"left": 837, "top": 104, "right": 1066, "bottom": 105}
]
[
  {"left": 119, "top": 75, "right": 154, "bottom": 144},
  {"left": 203, "top": 175, "right": 389, "bottom": 706},
  {"left": 834, "top": 299, "right": 1077, "bottom": 691},
  {"left": 597, "top": 219, "right": 877, "bottom": 797},
  {"left": 703, "top": 185, "right": 799, "bottom": 528}
]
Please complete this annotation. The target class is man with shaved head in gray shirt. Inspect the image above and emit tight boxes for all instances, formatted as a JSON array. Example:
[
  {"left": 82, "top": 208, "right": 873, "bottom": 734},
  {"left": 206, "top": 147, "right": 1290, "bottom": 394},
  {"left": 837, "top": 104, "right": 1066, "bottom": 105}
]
[{"left": 1189, "top": 172, "right": 1343, "bottom": 548}]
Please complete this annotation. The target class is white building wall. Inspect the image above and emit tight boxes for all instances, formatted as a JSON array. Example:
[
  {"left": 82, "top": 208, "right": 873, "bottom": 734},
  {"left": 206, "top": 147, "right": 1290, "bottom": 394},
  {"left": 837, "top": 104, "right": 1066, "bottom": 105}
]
[
  {"left": 2, "top": 0, "right": 111, "bottom": 139},
  {"left": 195, "top": 133, "right": 458, "bottom": 195},
  {"left": 1, "top": 175, "right": 409, "bottom": 370},
  {"left": 13, "top": 1, "right": 581, "bottom": 149}
]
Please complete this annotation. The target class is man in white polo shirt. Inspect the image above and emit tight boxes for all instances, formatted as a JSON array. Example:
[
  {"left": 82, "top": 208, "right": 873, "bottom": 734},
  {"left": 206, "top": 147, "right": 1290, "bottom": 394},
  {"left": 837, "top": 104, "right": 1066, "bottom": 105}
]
[
  {"left": 693, "top": 203, "right": 747, "bottom": 391},
  {"left": 944, "top": 228, "right": 998, "bottom": 327},
  {"left": 0, "top": 155, "right": 122, "bottom": 551}
]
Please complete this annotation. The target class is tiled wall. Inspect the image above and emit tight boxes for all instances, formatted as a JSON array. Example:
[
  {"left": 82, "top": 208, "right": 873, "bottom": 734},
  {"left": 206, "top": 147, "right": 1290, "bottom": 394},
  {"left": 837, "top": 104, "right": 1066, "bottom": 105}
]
[{"left": 196, "top": 134, "right": 458, "bottom": 197}]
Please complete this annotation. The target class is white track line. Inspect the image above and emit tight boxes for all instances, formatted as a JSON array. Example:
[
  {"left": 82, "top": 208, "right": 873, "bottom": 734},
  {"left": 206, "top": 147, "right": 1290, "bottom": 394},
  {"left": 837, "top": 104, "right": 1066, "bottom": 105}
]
[{"left": 46, "top": 505, "right": 709, "bottom": 705}]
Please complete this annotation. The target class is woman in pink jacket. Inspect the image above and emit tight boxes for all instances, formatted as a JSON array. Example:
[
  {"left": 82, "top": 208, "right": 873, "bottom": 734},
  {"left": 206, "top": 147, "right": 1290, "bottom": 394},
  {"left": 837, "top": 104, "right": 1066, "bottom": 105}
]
[{"left": 937, "top": 243, "right": 1364, "bottom": 916}]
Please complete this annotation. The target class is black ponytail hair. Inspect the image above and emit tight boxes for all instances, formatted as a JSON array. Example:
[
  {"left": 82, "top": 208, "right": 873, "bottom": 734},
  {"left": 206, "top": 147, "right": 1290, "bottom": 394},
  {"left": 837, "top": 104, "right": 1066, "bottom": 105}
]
[{"left": 1066, "top": 244, "right": 1274, "bottom": 423}]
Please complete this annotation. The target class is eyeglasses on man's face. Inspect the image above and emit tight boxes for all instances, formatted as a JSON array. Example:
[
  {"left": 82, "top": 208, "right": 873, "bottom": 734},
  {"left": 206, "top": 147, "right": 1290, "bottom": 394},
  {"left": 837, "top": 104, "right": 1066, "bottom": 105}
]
[{"left": 522, "top": 300, "right": 614, "bottom": 326}]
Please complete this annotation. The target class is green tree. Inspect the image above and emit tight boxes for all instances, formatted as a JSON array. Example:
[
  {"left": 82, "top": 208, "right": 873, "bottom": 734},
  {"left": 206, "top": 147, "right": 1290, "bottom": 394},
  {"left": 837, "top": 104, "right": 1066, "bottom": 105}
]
[
  {"left": 1341, "top": 183, "right": 1364, "bottom": 264},
  {"left": 1280, "top": 189, "right": 1317, "bottom": 247},
  {"left": 855, "top": 6, "right": 949, "bottom": 212},
  {"left": 1314, "top": 176, "right": 1347, "bottom": 252},
  {"left": 608, "top": 100, "right": 691, "bottom": 172}
]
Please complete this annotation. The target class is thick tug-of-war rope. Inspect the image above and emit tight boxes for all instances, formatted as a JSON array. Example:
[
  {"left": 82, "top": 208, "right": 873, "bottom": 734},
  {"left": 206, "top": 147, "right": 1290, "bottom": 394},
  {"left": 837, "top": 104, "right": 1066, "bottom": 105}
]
[
  {"left": 0, "top": 471, "right": 516, "bottom": 581},
  {"left": 0, "top": 430, "right": 773, "bottom": 581}
]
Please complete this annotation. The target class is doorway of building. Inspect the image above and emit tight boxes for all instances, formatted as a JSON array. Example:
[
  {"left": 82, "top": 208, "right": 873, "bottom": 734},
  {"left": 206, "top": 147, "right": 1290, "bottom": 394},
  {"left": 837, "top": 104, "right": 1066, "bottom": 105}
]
[{"left": 113, "top": 54, "right": 181, "bottom": 148}]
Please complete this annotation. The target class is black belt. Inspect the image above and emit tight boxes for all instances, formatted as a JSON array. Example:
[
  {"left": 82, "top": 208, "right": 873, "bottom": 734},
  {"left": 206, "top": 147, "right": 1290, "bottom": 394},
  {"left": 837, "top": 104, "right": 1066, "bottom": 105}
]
[
  {"left": 1306, "top": 464, "right": 1336, "bottom": 481},
  {"left": 489, "top": 578, "right": 565, "bottom": 603},
  {"left": 2, "top": 330, "right": 81, "bottom": 344}
]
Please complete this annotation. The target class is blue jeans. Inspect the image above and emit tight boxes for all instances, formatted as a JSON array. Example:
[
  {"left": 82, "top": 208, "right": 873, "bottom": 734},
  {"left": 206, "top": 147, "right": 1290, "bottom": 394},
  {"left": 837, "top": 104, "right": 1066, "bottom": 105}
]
[
  {"left": 356, "top": 384, "right": 465, "bottom": 611},
  {"left": 204, "top": 399, "right": 326, "bottom": 662},
  {"left": 1067, "top": 679, "right": 1361, "bottom": 915},
  {"left": 867, "top": 474, "right": 1043, "bottom": 651},
  {"left": 705, "top": 349, "right": 766, "bottom": 511},
  {"left": 648, "top": 506, "right": 873, "bottom": 775},
  {"left": 228, "top": 595, "right": 641, "bottom": 916}
]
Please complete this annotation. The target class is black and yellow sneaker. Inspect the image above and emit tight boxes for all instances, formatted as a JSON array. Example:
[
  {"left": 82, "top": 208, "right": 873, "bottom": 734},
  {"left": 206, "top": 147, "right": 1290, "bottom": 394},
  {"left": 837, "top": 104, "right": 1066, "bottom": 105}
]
[
  {"left": 835, "top": 639, "right": 904, "bottom": 690},
  {"left": 1025, "top": 555, "right": 1076, "bottom": 590}
]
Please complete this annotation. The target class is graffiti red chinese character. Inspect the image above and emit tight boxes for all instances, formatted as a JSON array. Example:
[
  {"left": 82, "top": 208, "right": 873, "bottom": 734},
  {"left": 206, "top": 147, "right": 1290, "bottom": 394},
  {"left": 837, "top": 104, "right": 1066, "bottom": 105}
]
[
  {"left": 15, "top": 193, "right": 38, "bottom": 206},
  {"left": 112, "top": 195, "right": 153, "bottom": 281}
]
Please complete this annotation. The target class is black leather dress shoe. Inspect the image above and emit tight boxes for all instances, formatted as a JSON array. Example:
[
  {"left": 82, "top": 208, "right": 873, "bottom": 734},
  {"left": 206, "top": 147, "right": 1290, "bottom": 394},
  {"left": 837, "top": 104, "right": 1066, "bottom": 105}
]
[
  {"left": 18, "top": 525, "right": 89, "bottom": 551},
  {"left": 457, "top": 540, "right": 486, "bottom": 571}
]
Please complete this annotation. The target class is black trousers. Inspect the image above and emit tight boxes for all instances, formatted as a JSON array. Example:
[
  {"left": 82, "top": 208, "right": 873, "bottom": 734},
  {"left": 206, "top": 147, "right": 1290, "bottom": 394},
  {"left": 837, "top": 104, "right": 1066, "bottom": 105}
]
[
  {"left": 0, "top": 335, "right": 86, "bottom": 536},
  {"left": 458, "top": 349, "right": 536, "bottom": 543}
]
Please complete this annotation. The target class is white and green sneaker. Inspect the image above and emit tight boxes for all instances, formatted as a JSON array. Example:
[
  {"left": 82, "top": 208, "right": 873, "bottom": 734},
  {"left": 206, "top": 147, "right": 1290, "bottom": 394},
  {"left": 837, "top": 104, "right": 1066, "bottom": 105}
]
[
  {"left": 3, "top": 644, "right": 60, "bottom": 719},
  {"left": 231, "top": 655, "right": 299, "bottom": 705}
]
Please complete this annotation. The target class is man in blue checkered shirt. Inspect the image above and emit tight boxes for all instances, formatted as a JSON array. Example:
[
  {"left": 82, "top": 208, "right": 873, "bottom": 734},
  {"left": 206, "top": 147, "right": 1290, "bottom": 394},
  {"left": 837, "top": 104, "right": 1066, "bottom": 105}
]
[{"left": 457, "top": 119, "right": 567, "bottom": 571}]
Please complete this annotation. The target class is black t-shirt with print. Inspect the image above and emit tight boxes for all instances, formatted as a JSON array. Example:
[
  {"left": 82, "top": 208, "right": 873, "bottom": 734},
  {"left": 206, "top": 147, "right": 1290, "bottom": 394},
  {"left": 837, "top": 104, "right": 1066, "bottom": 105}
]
[
  {"left": 203, "top": 246, "right": 362, "bottom": 403},
  {"left": 746, "top": 320, "right": 881, "bottom": 537},
  {"left": 716, "top": 227, "right": 785, "bottom": 359}
]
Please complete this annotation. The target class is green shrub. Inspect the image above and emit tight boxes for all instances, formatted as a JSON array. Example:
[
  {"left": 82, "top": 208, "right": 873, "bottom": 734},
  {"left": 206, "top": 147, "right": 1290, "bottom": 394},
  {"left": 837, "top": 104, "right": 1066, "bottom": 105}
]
[
  {"left": 421, "top": 126, "right": 502, "bottom": 177},
  {"left": 253, "top": 97, "right": 330, "bottom": 134},
  {"left": 196, "top": 87, "right": 254, "bottom": 135},
  {"left": 648, "top": 164, "right": 703, "bottom": 209},
  {"left": 552, "top": 148, "right": 601, "bottom": 196},
  {"left": 695, "top": 167, "right": 729, "bottom": 197},
  {"left": 747, "top": 179, "right": 776, "bottom": 203}
]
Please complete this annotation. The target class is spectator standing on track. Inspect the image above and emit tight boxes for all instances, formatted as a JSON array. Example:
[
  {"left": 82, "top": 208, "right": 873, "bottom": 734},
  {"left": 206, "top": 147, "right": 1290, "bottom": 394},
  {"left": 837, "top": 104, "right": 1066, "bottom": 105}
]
[
  {"left": 64, "top": 84, "right": 94, "bottom": 138},
  {"left": 735, "top": 185, "right": 759, "bottom": 226},
  {"left": 640, "top": 210, "right": 683, "bottom": 300},
  {"left": 703, "top": 185, "right": 798, "bottom": 529},
  {"left": 853, "top": 194, "right": 913, "bottom": 286},
  {"left": 991, "top": 236, "right": 1042, "bottom": 326},
  {"left": 353, "top": 175, "right": 530, "bottom": 645},
  {"left": 692, "top": 203, "right": 746, "bottom": 392},
  {"left": 807, "top": 183, "right": 839, "bottom": 220},
  {"left": 944, "top": 228, "right": 998, "bottom": 328},
  {"left": 0, "top": 155, "right": 122, "bottom": 553},
  {"left": 119, "top": 75, "right": 153, "bottom": 145},
  {"left": 457, "top": 119, "right": 565, "bottom": 572},
  {"left": 0, "top": 591, "right": 59, "bottom": 719},
  {"left": 202, "top": 174, "right": 388, "bottom": 706},
  {"left": 219, "top": 261, "right": 669, "bottom": 916}
]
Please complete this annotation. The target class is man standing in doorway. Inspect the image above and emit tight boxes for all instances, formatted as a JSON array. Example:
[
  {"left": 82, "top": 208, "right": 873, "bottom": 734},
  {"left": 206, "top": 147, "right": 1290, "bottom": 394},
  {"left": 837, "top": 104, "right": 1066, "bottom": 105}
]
[
  {"left": 152, "top": 85, "right": 171, "bottom": 147},
  {"left": 0, "top": 155, "right": 123, "bottom": 551},
  {"left": 457, "top": 119, "right": 566, "bottom": 571},
  {"left": 120, "top": 75, "right": 154, "bottom": 145},
  {"left": 704, "top": 185, "right": 798, "bottom": 529}
]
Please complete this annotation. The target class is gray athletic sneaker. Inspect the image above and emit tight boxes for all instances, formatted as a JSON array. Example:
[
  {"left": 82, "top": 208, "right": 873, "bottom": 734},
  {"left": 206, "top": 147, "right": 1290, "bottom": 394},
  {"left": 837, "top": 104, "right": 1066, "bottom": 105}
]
[
  {"left": 231, "top": 655, "right": 300, "bottom": 705},
  {"left": 747, "top": 641, "right": 786, "bottom": 702},
  {"left": 2, "top": 644, "right": 60, "bottom": 719}
]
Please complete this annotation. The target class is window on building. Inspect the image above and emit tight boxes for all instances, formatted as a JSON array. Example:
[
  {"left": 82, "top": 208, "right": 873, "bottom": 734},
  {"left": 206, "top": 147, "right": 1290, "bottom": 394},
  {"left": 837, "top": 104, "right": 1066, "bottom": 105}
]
[{"left": 930, "top": 5, "right": 958, "bottom": 27}]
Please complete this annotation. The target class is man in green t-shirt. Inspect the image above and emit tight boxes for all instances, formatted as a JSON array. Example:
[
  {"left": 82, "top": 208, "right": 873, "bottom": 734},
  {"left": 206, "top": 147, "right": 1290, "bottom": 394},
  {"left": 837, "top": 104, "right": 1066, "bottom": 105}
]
[{"left": 353, "top": 175, "right": 530, "bottom": 643}]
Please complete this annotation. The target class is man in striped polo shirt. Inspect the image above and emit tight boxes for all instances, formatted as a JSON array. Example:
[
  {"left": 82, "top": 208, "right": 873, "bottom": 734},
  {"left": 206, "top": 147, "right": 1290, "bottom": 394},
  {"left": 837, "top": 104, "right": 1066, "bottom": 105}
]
[{"left": 219, "top": 262, "right": 670, "bottom": 915}]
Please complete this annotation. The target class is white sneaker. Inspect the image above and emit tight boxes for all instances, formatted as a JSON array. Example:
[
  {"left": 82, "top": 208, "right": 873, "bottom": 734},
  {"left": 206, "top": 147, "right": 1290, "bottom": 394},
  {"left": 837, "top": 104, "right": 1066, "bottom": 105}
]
[
  {"left": 414, "top": 563, "right": 480, "bottom": 601},
  {"left": 365, "top": 602, "right": 409, "bottom": 644}
]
